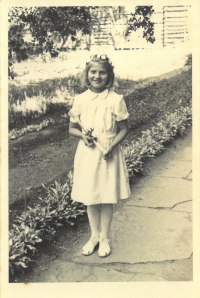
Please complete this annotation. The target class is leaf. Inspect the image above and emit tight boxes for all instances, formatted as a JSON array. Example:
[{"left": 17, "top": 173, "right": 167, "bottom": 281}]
[
  {"left": 34, "top": 238, "right": 43, "bottom": 243},
  {"left": 27, "top": 244, "right": 36, "bottom": 251},
  {"left": 30, "top": 233, "right": 37, "bottom": 239},
  {"left": 14, "top": 262, "right": 28, "bottom": 268},
  {"left": 25, "top": 226, "right": 30, "bottom": 235},
  {"left": 55, "top": 180, "right": 59, "bottom": 189},
  {"left": 35, "top": 229, "right": 42, "bottom": 234},
  {"left": 65, "top": 220, "right": 74, "bottom": 226},
  {"left": 14, "top": 233, "right": 23, "bottom": 242},
  {"left": 42, "top": 183, "right": 47, "bottom": 189},
  {"left": 20, "top": 256, "right": 32, "bottom": 262},
  {"left": 50, "top": 187, "right": 58, "bottom": 196},
  {"left": 9, "top": 254, "right": 21, "bottom": 260}
]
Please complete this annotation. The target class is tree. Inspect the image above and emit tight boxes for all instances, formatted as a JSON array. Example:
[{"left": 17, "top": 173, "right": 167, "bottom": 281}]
[
  {"left": 126, "top": 6, "right": 155, "bottom": 44},
  {"left": 8, "top": 9, "right": 30, "bottom": 78},
  {"left": 9, "top": 7, "right": 98, "bottom": 51},
  {"left": 8, "top": 23, "right": 29, "bottom": 62},
  {"left": 8, "top": 6, "right": 99, "bottom": 78}
]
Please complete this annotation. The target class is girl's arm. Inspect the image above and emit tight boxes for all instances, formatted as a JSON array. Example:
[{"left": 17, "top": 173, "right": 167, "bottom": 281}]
[
  {"left": 69, "top": 121, "right": 94, "bottom": 147},
  {"left": 103, "top": 119, "right": 129, "bottom": 160}
]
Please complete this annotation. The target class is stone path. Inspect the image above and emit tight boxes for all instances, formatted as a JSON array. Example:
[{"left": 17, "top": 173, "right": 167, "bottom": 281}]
[{"left": 29, "top": 128, "right": 192, "bottom": 282}]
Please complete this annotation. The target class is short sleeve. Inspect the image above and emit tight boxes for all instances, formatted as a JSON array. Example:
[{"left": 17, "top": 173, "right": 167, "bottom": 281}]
[
  {"left": 114, "top": 96, "right": 129, "bottom": 121},
  {"left": 68, "top": 96, "right": 81, "bottom": 123}
]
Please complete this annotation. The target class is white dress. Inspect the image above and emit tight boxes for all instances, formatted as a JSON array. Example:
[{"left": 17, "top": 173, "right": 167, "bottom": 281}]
[{"left": 69, "top": 88, "right": 131, "bottom": 206}]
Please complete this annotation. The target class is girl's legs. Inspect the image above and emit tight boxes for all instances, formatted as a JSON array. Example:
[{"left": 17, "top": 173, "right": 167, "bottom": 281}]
[
  {"left": 82, "top": 203, "right": 113, "bottom": 256},
  {"left": 82, "top": 204, "right": 100, "bottom": 255},
  {"left": 100, "top": 204, "right": 113, "bottom": 239},
  {"left": 98, "top": 204, "right": 113, "bottom": 257},
  {"left": 87, "top": 204, "right": 100, "bottom": 237},
  {"left": 86, "top": 203, "right": 114, "bottom": 238}
]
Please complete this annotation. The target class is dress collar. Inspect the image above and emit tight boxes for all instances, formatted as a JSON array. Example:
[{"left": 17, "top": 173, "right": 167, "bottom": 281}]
[{"left": 87, "top": 88, "right": 109, "bottom": 100}]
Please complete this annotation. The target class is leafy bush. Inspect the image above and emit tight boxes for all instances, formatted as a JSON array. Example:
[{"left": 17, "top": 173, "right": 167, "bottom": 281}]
[
  {"left": 123, "top": 106, "right": 192, "bottom": 176},
  {"left": 9, "top": 76, "right": 81, "bottom": 128},
  {"left": 9, "top": 118, "right": 55, "bottom": 140},
  {"left": 9, "top": 75, "right": 84, "bottom": 105},
  {"left": 9, "top": 173, "right": 86, "bottom": 275}
]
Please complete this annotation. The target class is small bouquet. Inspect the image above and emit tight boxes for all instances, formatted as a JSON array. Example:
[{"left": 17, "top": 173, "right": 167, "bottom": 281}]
[{"left": 69, "top": 111, "right": 106, "bottom": 153}]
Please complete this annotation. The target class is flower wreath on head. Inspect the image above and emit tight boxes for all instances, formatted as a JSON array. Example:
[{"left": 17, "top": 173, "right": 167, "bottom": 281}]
[{"left": 86, "top": 54, "right": 113, "bottom": 68}]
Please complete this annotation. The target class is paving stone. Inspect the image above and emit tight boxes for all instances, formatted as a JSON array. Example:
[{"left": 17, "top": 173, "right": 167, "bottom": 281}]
[
  {"left": 128, "top": 177, "right": 192, "bottom": 208},
  {"left": 72, "top": 207, "right": 192, "bottom": 265}
]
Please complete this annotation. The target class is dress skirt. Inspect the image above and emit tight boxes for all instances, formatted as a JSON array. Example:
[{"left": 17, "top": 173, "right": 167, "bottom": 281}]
[{"left": 71, "top": 135, "right": 131, "bottom": 206}]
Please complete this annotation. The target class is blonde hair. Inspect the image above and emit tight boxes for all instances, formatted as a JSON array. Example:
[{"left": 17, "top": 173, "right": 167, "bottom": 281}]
[{"left": 79, "top": 56, "right": 115, "bottom": 89}]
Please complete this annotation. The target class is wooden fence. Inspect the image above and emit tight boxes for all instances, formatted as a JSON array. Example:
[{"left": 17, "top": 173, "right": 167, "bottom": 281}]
[
  {"left": 73, "top": 6, "right": 191, "bottom": 51},
  {"left": 163, "top": 6, "right": 190, "bottom": 47}
]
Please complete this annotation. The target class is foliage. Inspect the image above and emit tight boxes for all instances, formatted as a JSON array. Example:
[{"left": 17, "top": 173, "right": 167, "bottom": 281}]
[
  {"left": 9, "top": 75, "right": 83, "bottom": 106},
  {"left": 9, "top": 118, "right": 55, "bottom": 140},
  {"left": 123, "top": 106, "right": 192, "bottom": 177},
  {"left": 9, "top": 75, "right": 82, "bottom": 128},
  {"left": 8, "top": 7, "right": 98, "bottom": 54},
  {"left": 8, "top": 15, "right": 29, "bottom": 65},
  {"left": 9, "top": 174, "right": 86, "bottom": 275},
  {"left": 185, "top": 54, "right": 192, "bottom": 66},
  {"left": 126, "top": 6, "right": 155, "bottom": 44},
  {"left": 8, "top": 6, "right": 98, "bottom": 78},
  {"left": 8, "top": 20, "right": 29, "bottom": 79}
]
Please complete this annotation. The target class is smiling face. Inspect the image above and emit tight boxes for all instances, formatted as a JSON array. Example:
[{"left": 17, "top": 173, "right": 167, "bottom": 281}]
[{"left": 87, "top": 62, "right": 109, "bottom": 93}]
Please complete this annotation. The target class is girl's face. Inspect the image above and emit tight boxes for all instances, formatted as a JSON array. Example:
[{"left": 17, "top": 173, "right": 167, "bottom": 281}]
[{"left": 88, "top": 62, "right": 109, "bottom": 93}]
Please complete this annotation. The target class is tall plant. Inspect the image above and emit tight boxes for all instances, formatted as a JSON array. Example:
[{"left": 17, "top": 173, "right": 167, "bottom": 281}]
[{"left": 126, "top": 6, "right": 155, "bottom": 44}]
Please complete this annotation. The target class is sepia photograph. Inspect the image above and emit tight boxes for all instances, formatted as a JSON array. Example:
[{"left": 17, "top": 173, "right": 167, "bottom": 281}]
[{"left": 1, "top": 0, "right": 200, "bottom": 297}]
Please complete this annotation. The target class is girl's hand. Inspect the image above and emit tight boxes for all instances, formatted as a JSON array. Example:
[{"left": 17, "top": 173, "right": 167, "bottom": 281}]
[
  {"left": 103, "top": 146, "right": 113, "bottom": 160},
  {"left": 82, "top": 132, "right": 94, "bottom": 147}
]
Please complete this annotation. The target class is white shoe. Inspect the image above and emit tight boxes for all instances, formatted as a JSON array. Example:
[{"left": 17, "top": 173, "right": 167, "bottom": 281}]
[
  {"left": 98, "top": 237, "right": 111, "bottom": 257},
  {"left": 81, "top": 236, "right": 99, "bottom": 256}
]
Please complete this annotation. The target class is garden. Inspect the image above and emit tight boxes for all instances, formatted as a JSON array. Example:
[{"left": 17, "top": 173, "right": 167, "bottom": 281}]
[
  {"left": 8, "top": 6, "right": 192, "bottom": 282},
  {"left": 9, "top": 53, "right": 192, "bottom": 281}
]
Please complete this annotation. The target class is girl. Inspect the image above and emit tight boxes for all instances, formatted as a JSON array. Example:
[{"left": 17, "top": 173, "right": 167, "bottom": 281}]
[{"left": 69, "top": 54, "right": 131, "bottom": 257}]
